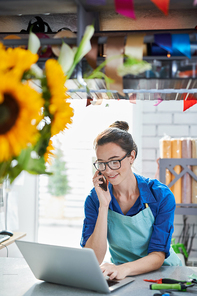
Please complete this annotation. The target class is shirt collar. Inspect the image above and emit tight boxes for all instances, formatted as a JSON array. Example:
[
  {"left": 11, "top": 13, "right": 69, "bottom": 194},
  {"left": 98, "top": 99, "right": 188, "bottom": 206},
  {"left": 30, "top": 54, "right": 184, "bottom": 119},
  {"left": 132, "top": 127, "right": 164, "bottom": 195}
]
[
  {"left": 108, "top": 173, "right": 157, "bottom": 209},
  {"left": 134, "top": 173, "right": 157, "bottom": 204}
]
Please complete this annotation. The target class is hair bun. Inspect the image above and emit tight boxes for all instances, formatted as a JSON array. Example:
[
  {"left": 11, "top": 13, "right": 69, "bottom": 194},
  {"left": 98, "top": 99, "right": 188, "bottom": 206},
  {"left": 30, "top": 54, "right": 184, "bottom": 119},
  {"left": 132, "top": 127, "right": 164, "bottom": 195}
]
[{"left": 109, "top": 121, "right": 129, "bottom": 132}]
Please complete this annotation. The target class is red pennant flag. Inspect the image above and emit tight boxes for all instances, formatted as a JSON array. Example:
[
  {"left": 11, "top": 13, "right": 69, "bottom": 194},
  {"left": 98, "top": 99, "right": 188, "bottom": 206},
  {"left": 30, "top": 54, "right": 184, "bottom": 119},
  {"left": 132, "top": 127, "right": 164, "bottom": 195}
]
[
  {"left": 183, "top": 93, "right": 197, "bottom": 111},
  {"left": 114, "top": 0, "right": 135, "bottom": 19},
  {"left": 86, "top": 96, "right": 93, "bottom": 107},
  {"left": 150, "top": 0, "right": 170, "bottom": 15}
]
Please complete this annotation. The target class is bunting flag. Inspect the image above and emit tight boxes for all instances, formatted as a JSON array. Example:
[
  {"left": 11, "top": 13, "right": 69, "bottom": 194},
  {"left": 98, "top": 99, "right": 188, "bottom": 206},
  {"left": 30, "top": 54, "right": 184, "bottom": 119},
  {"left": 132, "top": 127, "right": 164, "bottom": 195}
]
[
  {"left": 171, "top": 34, "right": 191, "bottom": 58},
  {"left": 86, "top": 95, "right": 93, "bottom": 107},
  {"left": 154, "top": 98, "right": 163, "bottom": 106},
  {"left": 113, "top": 1, "right": 197, "bottom": 19},
  {"left": 3, "top": 34, "right": 26, "bottom": 49},
  {"left": 150, "top": 0, "right": 170, "bottom": 15},
  {"left": 183, "top": 94, "right": 197, "bottom": 111},
  {"left": 114, "top": 0, "right": 135, "bottom": 19},
  {"left": 154, "top": 33, "right": 172, "bottom": 53},
  {"left": 129, "top": 93, "right": 136, "bottom": 104},
  {"left": 154, "top": 93, "right": 163, "bottom": 106}
]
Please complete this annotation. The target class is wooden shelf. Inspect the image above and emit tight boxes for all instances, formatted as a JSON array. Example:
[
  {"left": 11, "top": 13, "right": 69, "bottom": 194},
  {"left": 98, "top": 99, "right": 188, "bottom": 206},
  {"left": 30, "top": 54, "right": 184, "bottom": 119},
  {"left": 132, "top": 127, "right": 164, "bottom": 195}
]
[
  {"left": 175, "top": 204, "right": 197, "bottom": 215},
  {"left": 0, "top": 232, "right": 26, "bottom": 250},
  {"left": 159, "top": 158, "right": 197, "bottom": 215}
]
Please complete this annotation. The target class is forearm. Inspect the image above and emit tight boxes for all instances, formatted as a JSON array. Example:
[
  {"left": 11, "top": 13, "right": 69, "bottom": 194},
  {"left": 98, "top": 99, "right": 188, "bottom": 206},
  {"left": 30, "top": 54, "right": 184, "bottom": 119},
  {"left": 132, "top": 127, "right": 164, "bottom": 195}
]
[
  {"left": 123, "top": 252, "right": 165, "bottom": 276},
  {"left": 85, "top": 206, "right": 108, "bottom": 264}
]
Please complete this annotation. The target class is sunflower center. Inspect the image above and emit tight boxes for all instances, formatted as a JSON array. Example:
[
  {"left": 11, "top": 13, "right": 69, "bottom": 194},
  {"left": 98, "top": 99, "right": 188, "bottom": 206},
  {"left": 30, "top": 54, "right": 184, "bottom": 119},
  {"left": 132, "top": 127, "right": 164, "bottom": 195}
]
[{"left": 0, "top": 93, "right": 20, "bottom": 134}]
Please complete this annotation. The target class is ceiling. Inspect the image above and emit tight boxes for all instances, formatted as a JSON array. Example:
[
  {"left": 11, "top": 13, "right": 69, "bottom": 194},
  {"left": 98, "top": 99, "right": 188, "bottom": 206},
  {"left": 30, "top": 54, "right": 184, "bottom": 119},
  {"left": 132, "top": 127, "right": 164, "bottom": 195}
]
[
  {"left": 0, "top": 0, "right": 196, "bottom": 16},
  {"left": 0, "top": 0, "right": 197, "bottom": 100}
]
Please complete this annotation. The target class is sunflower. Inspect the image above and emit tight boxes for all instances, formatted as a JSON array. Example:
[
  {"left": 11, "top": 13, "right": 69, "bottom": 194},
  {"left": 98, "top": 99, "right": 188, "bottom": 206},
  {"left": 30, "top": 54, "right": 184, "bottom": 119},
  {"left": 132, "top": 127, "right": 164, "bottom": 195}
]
[
  {"left": 0, "top": 73, "right": 43, "bottom": 162},
  {"left": 0, "top": 43, "right": 9, "bottom": 72},
  {"left": 44, "top": 139, "right": 55, "bottom": 165},
  {"left": 45, "top": 59, "right": 74, "bottom": 136},
  {"left": 0, "top": 43, "right": 38, "bottom": 79}
]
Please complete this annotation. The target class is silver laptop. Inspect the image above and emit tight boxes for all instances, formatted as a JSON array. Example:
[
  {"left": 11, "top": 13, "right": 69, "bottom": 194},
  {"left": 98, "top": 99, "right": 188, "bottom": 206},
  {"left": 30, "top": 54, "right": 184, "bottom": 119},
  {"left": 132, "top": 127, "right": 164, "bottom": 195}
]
[{"left": 16, "top": 240, "right": 135, "bottom": 293}]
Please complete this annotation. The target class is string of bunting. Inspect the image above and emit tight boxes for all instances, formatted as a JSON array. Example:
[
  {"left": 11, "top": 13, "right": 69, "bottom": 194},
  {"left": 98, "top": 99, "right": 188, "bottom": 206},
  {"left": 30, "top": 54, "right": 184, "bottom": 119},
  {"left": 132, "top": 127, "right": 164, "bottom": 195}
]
[
  {"left": 153, "top": 33, "right": 197, "bottom": 110},
  {"left": 2, "top": 32, "right": 197, "bottom": 111},
  {"left": 2, "top": 6, "right": 197, "bottom": 111},
  {"left": 88, "top": 0, "right": 197, "bottom": 18}
]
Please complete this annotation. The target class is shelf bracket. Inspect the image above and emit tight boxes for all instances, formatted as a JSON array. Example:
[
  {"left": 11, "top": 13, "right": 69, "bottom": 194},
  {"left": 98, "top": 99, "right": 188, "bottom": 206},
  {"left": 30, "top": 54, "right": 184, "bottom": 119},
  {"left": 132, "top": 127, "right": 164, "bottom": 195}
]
[{"left": 159, "top": 158, "right": 197, "bottom": 187}]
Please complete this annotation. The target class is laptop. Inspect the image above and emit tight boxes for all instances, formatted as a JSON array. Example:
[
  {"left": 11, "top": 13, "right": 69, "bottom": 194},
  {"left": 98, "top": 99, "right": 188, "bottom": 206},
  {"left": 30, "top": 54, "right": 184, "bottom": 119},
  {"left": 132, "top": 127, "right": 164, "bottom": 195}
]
[{"left": 16, "top": 240, "right": 135, "bottom": 293}]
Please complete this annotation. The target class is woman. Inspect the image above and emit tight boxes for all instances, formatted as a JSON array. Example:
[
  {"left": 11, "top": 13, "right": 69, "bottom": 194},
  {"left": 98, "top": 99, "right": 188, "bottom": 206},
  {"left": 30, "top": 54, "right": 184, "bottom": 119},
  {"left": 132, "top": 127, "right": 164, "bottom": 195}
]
[{"left": 80, "top": 121, "right": 182, "bottom": 280}]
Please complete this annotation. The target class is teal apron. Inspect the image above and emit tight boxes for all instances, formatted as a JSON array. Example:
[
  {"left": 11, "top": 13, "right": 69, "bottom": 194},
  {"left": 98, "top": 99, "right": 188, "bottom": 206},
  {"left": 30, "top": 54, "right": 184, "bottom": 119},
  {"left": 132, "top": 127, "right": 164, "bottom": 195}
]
[{"left": 107, "top": 204, "right": 182, "bottom": 266}]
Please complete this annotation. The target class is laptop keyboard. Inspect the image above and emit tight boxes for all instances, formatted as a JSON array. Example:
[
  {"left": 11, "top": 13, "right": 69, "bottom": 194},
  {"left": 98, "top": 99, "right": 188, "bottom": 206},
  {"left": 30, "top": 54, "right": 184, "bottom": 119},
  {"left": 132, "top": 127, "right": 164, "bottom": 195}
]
[
  {"left": 0, "top": 234, "right": 10, "bottom": 243},
  {"left": 107, "top": 279, "right": 120, "bottom": 287}
]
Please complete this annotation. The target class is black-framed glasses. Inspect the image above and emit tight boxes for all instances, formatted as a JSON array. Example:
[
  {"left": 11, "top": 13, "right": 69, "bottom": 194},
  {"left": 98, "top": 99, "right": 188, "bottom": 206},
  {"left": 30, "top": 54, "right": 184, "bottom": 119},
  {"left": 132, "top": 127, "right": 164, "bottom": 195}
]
[{"left": 93, "top": 152, "right": 130, "bottom": 171}]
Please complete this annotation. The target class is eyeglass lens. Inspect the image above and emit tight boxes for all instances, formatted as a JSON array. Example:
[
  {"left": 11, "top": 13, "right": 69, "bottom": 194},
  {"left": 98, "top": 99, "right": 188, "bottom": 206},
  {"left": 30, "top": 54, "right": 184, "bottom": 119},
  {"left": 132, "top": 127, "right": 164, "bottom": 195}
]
[
  {"left": 94, "top": 152, "right": 130, "bottom": 171},
  {"left": 95, "top": 160, "right": 121, "bottom": 171}
]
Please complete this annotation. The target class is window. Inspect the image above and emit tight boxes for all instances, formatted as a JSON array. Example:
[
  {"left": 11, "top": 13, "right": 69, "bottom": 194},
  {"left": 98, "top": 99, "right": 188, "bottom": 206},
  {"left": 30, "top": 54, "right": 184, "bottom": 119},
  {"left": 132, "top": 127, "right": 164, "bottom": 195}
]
[{"left": 37, "top": 99, "right": 134, "bottom": 248}]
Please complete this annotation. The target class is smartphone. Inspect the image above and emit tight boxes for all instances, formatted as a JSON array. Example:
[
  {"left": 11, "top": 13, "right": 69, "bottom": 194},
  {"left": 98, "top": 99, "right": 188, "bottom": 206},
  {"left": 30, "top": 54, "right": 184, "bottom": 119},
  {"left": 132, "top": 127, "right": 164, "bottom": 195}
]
[{"left": 98, "top": 171, "right": 108, "bottom": 191}]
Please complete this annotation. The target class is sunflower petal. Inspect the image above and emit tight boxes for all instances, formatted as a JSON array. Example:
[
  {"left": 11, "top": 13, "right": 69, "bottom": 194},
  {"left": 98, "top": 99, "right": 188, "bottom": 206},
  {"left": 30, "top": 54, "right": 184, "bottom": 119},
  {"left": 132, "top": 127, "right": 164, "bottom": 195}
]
[{"left": 0, "top": 73, "right": 43, "bottom": 161}]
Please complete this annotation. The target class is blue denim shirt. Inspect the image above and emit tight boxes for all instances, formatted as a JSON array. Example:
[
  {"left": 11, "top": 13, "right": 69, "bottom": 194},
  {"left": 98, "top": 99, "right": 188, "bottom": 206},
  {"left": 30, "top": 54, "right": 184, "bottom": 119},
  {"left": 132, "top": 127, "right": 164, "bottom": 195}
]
[{"left": 80, "top": 173, "right": 176, "bottom": 258}]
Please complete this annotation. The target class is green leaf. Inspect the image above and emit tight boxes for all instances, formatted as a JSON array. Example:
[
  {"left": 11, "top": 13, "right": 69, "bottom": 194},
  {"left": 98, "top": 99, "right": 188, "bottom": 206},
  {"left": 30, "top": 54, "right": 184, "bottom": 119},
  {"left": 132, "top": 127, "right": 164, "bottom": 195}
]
[
  {"left": 8, "top": 165, "right": 23, "bottom": 184},
  {"left": 28, "top": 31, "right": 40, "bottom": 54},
  {"left": 35, "top": 123, "right": 51, "bottom": 157},
  {"left": 17, "top": 148, "right": 32, "bottom": 169},
  {"left": 117, "top": 56, "right": 152, "bottom": 77},
  {"left": 25, "top": 156, "right": 49, "bottom": 175},
  {"left": 84, "top": 56, "right": 115, "bottom": 91},
  {"left": 17, "top": 147, "right": 47, "bottom": 173},
  {"left": 8, "top": 148, "right": 52, "bottom": 182},
  {"left": 0, "top": 161, "right": 11, "bottom": 184}
]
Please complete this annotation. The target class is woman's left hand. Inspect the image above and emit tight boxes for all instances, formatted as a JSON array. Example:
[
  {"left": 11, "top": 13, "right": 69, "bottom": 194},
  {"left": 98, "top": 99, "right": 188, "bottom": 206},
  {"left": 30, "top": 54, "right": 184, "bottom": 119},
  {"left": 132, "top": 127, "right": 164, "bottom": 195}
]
[{"left": 100, "top": 262, "right": 129, "bottom": 280}]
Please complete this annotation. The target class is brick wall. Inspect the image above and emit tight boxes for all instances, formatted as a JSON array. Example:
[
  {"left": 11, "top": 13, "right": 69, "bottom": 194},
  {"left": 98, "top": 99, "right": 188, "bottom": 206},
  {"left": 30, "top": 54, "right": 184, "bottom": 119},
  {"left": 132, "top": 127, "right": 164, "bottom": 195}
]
[
  {"left": 140, "top": 100, "right": 197, "bottom": 264},
  {"left": 141, "top": 101, "right": 197, "bottom": 178}
]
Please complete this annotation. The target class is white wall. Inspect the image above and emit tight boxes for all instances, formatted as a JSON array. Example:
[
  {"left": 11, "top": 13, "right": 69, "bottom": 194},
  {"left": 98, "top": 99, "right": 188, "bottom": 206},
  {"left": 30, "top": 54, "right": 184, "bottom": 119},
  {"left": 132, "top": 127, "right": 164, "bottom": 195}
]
[
  {"left": 141, "top": 100, "right": 197, "bottom": 178},
  {"left": 0, "top": 172, "right": 38, "bottom": 257},
  {"left": 139, "top": 100, "right": 197, "bottom": 261}
]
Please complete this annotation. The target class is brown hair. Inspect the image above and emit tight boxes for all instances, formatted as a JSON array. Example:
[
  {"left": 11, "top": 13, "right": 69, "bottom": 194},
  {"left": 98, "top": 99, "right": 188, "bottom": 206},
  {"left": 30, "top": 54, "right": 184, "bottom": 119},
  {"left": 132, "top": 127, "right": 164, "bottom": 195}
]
[{"left": 94, "top": 121, "right": 138, "bottom": 158}]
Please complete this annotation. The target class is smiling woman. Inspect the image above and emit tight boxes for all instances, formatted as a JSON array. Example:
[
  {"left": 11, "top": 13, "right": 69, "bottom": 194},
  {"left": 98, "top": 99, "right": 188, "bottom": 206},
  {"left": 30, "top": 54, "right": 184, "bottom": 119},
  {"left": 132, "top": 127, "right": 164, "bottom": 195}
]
[{"left": 81, "top": 120, "right": 182, "bottom": 280}]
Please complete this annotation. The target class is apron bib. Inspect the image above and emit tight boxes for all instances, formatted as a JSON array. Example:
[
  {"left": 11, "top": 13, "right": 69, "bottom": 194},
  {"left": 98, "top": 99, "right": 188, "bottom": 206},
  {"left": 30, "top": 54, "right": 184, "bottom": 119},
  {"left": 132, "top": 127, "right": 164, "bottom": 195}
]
[{"left": 107, "top": 205, "right": 182, "bottom": 266}]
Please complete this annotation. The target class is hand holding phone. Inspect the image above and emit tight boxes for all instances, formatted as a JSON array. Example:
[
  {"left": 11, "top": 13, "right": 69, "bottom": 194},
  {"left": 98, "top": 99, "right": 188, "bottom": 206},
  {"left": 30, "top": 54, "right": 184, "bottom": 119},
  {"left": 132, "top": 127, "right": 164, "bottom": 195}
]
[{"left": 98, "top": 171, "right": 108, "bottom": 191}]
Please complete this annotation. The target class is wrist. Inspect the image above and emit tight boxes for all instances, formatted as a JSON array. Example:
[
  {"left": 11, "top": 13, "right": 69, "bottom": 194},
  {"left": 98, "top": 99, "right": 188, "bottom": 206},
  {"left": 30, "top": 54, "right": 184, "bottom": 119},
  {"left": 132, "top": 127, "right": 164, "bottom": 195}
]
[
  {"left": 99, "top": 205, "right": 109, "bottom": 212},
  {"left": 123, "top": 262, "right": 135, "bottom": 277}
]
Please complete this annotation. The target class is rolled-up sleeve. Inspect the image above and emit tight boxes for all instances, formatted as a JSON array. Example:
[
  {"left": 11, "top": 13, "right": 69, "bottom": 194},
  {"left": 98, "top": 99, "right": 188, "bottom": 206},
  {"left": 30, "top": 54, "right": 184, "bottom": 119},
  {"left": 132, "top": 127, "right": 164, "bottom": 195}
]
[
  {"left": 147, "top": 184, "right": 176, "bottom": 258},
  {"left": 80, "top": 189, "right": 99, "bottom": 247}
]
